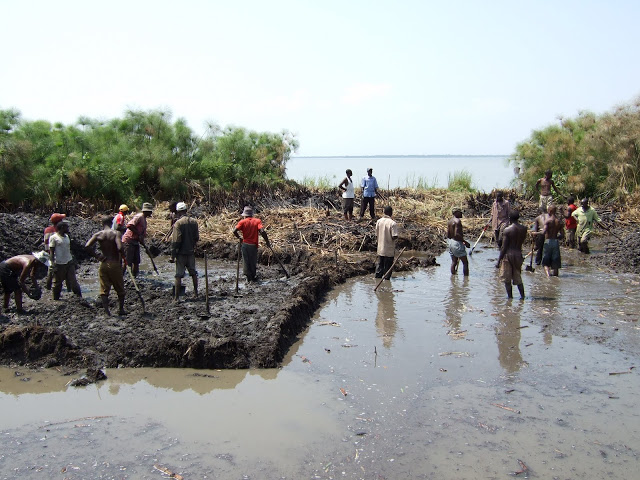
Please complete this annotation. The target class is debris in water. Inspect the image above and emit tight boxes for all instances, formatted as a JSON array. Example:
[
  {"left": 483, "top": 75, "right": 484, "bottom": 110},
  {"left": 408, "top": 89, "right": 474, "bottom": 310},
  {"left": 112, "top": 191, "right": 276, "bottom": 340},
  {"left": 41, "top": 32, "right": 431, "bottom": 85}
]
[
  {"left": 153, "top": 464, "right": 184, "bottom": 479},
  {"left": 340, "top": 388, "right": 347, "bottom": 396},
  {"left": 492, "top": 403, "right": 521, "bottom": 414}
]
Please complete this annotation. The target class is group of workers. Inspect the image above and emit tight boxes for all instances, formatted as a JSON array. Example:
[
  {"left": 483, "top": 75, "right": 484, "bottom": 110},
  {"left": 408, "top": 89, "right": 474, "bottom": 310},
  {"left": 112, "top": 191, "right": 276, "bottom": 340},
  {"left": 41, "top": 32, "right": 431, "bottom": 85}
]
[
  {"left": 447, "top": 170, "right": 607, "bottom": 299},
  {"left": 0, "top": 198, "right": 275, "bottom": 317}
]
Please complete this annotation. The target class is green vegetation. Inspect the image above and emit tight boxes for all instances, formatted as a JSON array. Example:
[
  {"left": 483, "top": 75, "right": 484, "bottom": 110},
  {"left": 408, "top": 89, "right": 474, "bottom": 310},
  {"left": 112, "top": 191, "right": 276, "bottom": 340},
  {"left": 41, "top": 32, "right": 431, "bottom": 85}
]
[
  {"left": 0, "top": 108, "right": 298, "bottom": 207},
  {"left": 446, "top": 170, "right": 475, "bottom": 192},
  {"left": 510, "top": 97, "right": 640, "bottom": 202},
  {"left": 300, "top": 174, "right": 336, "bottom": 189},
  {"left": 403, "top": 173, "right": 439, "bottom": 190}
]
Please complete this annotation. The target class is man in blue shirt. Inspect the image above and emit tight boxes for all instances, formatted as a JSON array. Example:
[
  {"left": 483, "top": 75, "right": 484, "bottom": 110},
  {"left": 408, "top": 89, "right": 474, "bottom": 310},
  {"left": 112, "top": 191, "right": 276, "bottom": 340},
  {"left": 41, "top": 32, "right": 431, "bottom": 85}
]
[{"left": 358, "top": 168, "right": 379, "bottom": 221}]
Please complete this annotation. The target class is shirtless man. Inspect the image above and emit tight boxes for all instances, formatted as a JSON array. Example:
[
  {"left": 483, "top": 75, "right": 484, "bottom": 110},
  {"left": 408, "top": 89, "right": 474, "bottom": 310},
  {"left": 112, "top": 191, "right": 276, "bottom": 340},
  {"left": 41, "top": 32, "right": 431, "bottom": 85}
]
[
  {"left": 85, "top": 217, "right": 126, "bottom": 315},
  {"left": 496, "top": 210, "right": 528, "bottom": 299},
  {"left": 447, "top": 207, "right": 470, "bottom": 276},
  {"left": 541, "top": 205, "right": 565, "bottom": 277},
  {"left": 535, "top": 170, "right": 563, "bottom": 211},
  {"left": 531, "top": 207, "right": 547, "bottom": 265},
  {"left": 0, "top": 251, "right": 49, "bottom": 314}
]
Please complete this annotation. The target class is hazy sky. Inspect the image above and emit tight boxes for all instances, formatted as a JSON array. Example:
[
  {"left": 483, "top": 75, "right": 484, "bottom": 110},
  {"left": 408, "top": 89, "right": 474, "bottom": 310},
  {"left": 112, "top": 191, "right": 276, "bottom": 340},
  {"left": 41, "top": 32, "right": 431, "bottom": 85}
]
[{"left": 2, "top": 0, "right": 639, "bottom": 156}]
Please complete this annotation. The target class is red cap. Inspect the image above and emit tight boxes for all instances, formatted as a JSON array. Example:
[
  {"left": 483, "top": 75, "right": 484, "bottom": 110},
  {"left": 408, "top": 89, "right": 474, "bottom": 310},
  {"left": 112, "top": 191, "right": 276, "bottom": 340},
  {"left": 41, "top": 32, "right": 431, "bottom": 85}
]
[{"left": 50, "top": 213, "right": 66, "bottom": 224}]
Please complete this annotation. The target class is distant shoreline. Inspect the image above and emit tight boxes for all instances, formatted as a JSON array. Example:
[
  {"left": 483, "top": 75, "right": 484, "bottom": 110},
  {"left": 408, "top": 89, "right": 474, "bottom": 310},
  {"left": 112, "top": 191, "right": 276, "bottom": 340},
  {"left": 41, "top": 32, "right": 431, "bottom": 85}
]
[{"left": 291, "top": 154, "right": 508, "bottom": 159}]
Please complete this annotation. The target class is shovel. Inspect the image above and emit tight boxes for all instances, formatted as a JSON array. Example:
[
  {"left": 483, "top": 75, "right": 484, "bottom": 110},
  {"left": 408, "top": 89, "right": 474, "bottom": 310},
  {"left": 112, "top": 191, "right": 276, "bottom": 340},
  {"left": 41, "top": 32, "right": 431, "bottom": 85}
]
[
  {"left": 235, "top": 241, "right": 241, "bottom": 295},
  {"left": 141, "top": 242, "right": 159, "bottom": 275},
  {"left": 204, "top": 251, "right": 210, "bottom": 314},
  {"left": 525, "top": 238, "right": 535, "bottom": 273},
  {"left": 374, "top": 247, "right": 406, "bottom": 292},
  {"left": 264, "top": 237, "right": 290, "bottom": 278},
  {"left": 469, "top": 227, "right": 486, "bottom": 256}
]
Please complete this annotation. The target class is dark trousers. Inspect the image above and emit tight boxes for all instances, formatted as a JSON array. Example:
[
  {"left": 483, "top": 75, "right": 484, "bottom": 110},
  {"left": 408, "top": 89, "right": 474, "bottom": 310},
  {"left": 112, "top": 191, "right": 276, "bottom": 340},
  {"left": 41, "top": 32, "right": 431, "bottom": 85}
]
[
  {"left": 241, "top": 243, "right": 258, "bottom": 281},
  {"left": 376, "top": 256, "right": 394, "bottom": 279},
  {"left": 534, "top": 234, "right": 545, "bottom": 265},
  {"left": 360, "top": 197, "right": 375, "bottom": 219}
]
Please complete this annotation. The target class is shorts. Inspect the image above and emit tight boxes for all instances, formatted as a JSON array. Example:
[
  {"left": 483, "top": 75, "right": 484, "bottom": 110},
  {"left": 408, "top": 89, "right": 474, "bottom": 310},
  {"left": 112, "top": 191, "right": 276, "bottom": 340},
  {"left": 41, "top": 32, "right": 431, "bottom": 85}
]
[
  {"left": 342, "top": 197, "right": 354, "bottom": 214},
  {"left": 99, "top": 261, "right": 125, "bottom": 297},
  {"left": 175, "top": 254, "right": 197, "bottom": 278},
  {"left": 448, "top": 239, "right": 467, "bottom": 258},
  {"left": 499, "top": 256, "right": 523, "bottom": 285},
  {"left": 542, "top": 238, "right": 562, "bottom": 269},
  {"left": 539, "top": 195, "right": 553, "bottom": 210},
  {"left": 122, "top": 242, "right": 141, "bottom": 266},
  {"left": 0, "top": 261, "right": 21, "bottom": 294}
]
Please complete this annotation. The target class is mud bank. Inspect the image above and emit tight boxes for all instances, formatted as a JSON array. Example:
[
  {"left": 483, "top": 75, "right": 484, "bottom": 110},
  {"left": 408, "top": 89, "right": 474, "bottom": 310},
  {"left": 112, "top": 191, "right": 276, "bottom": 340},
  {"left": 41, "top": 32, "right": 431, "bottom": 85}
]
[{"left": 0, "top": 212, "right": 438, "bottom": 370}]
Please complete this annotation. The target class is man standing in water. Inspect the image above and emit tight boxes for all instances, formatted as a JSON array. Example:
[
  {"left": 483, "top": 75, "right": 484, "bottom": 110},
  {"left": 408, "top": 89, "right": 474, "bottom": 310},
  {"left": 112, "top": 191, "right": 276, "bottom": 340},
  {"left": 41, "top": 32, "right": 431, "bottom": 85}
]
[
  {"left": 49, "top": 220, "right": 82, "bottom": 300},
  {"left": 536, "top": 169, "right": 563, "bottom": 211},
  {"left": 85, "top": 217, "right": 126, "bottom": 316},
  {"left": 338, "top": 169, "right": 355, "bottom": 221},
  {"left": 375, "top": 206, "right": 398, "bottom": 279},
  {"left": 358, "top": 168, "right": 378, "bottom": 222},
  {"left": 447, "top": 207, "right": 470, "bottom": 276},
  {"left": 572, "top": 198, "right": 601, "bottom": 254},
  {"left": 496, "top": 210, "right": 527, "bottom": 299},
  {"left": 541, "top": 205, "right": 564, "bottom": 277},
  {"left": 487, "top": 191, "right": 510, "bottom": 249},
  {"left": 564, "top": 196, "right": 578, "bottom": 248},
  {"left": 171, "top": 201, "right": 199, "bottom": 300},
  {"left": 531, "top": 207, "right": 547, "bottom": 265}
]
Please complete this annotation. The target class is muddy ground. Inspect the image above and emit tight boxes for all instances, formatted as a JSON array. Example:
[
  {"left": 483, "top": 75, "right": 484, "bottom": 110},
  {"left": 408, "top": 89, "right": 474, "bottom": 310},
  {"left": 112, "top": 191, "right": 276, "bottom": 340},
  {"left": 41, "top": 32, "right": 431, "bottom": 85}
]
[{"left": 0, "top": 194, "right": 637, "bottom": 374}]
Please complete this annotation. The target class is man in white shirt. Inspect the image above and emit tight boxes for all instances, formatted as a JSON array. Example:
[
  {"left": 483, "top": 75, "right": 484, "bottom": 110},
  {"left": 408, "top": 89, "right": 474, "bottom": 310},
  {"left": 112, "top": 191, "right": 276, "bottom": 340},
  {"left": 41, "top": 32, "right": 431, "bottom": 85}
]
[
  {"left": 49, "top": 220, "right": 82, "bottom": 300},
  {"left": 375, "top": 206, "right": 398, "bottom": 279}
]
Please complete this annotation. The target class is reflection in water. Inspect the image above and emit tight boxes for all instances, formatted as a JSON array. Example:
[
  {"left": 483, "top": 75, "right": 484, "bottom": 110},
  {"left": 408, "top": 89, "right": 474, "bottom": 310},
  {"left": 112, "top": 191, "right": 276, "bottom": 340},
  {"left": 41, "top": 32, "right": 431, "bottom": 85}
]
[
  {"left": 443, "top": 275, "right": 469, "bottom": 332},
  {"left": 0, "top": 367, "right": 281, "bottom": 397},
  {"left": 528, "top": 274, "right": 561, "bottom": 345},
  {"left": 375, "top": 287, "right": 397, "bottom": 348},
  {"left": 494, "top": 301, "right": 524, "bottom": 374}
]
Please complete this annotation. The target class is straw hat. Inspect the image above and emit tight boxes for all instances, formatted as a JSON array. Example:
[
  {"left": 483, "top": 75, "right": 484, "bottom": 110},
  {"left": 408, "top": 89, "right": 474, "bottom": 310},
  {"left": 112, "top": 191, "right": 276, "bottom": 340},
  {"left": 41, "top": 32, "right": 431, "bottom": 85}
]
[
  {"left": 241, "top": 206, "right": 254, "bottom": 217},
  {"left": 32, "top": 251, "right": 50, "bottom": 267},
  {"left": 142, "top": 202, "right": 153, "bottom": 212}
]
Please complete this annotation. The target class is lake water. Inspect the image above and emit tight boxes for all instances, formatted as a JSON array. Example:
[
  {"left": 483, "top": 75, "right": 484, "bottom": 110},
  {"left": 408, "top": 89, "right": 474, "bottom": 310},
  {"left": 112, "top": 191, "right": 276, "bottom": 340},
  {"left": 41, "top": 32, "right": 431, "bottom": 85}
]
[
  {"left": 285, "top": 155, "right": 515, "bottom": 191},
  {"left": 1, "top": 243, "right": 639, "bottom": 479}
]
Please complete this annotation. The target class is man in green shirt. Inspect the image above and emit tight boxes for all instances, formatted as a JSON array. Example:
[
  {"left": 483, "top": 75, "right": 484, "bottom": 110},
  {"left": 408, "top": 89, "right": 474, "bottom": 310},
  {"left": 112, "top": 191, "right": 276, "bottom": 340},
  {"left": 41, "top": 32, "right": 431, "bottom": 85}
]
[{"left": 572, "top": 198, "right": 601, "bottom": 254}]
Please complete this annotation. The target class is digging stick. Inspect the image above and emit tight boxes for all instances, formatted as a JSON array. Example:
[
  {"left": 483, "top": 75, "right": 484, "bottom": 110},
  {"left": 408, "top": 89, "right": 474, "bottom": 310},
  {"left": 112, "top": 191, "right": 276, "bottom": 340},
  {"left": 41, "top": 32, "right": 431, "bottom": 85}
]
[
  {"left": 204, "top": 251, "right": 210, "bottom": 314},
  {"left": 265, "top": 237, "right": 290, "bottom": 278},
  {"left": 126, "top": 265, "right": 146, "bottom": 313},
  {"left": 469, "top": 227, "right": 486, "bottom": 255},
  {"left": 374, "top": 247, "right": 406, "bottom": 292},
  {"left": 235, "top": 241, "right": 241, "bottom": 294},
  {"left": 525, "top": 235, "right": 535, "bottom": 272},
  {"left": 141, "top": 242, "right": 159, "bottom": 275}
]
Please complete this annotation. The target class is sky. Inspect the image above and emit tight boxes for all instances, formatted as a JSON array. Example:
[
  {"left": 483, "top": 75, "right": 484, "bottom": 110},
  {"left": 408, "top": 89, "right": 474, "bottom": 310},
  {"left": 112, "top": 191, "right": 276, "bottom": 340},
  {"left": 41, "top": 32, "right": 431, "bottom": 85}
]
[{"left": 2, "top": 0, "right": 640, "bottom": 156}]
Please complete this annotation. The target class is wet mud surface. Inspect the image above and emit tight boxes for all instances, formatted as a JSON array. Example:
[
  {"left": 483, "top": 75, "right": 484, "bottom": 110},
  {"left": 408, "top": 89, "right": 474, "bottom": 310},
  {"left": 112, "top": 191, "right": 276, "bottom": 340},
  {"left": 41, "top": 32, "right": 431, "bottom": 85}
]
[{"left": 0, "top": 199, "right": 636, "bottom": 373}]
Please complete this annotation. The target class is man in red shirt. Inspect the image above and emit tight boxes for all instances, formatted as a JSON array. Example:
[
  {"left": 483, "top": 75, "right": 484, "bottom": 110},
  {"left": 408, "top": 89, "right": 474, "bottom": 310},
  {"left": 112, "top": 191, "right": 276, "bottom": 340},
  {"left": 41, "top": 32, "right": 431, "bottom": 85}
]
[
  {"left": 233, "top": 206, "right": 270, "bottom": 282},
  {"left": 564, "top": 196, "right": 578, "bottom": 249},
  {"left": 121, "top": 202, "right": 153, "bottom": 277},
  {"left": 112, "top": 204, "right": 129, "bottom": 234}
]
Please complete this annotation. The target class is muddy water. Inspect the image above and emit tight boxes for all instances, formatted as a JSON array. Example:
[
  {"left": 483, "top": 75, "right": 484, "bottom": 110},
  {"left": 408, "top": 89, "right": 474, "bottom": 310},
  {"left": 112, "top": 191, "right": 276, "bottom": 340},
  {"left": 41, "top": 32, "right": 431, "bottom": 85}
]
[{"left": 1, "top": 246, "right": 639, "bottom": 479}]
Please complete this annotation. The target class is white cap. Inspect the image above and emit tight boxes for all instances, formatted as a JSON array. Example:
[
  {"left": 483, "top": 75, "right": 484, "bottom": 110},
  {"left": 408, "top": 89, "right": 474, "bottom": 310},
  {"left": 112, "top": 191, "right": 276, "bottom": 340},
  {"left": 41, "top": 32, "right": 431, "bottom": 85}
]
[{"left": 176, "top": 202, "right": 187, "bottom": 212}]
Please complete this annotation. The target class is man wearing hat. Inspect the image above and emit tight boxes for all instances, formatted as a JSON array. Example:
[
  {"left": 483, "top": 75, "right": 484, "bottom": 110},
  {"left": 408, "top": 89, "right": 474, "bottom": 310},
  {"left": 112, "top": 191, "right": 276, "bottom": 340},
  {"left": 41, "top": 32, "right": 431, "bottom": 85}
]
[
  {"left": 112, "top": 204, "right": 129, "bottom": 234},
  {"left": 0, "top": 251, "right": 49, "bottom": 314},
  {"left": 171, "top": 201, "right": 199, "bottom": 300},
  {"left": 122, "top": 202, "right": 153, "bottom": 277},
  {"left": 358, "top": 168, "right": 379, "bottom": 221},
  {"left": 49, "top": 220, "right": 82, "bottom": 300},
  {"left": 233, "top": 206, "right": 270, "bottom": 282},
  {"left": 447, "top": 207, "right": 470, "bottom": 276},
  {"left": 43, "top": 213, "right": 66, "bottom": 290}
]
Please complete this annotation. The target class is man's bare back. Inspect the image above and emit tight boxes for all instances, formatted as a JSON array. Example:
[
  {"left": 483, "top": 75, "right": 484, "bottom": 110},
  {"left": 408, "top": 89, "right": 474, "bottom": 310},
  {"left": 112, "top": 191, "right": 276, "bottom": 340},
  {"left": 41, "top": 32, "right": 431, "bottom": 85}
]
[
  {"left": 86, "top": 228, "right": 122, "bottom": 262},
  {"left": 543, "top": 208, "right": 564, "bottom": 240}
]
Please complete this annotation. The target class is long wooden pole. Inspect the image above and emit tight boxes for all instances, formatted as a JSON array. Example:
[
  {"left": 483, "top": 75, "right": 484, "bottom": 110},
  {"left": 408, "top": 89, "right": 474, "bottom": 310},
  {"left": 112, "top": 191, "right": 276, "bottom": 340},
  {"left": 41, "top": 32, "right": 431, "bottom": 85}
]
[
  {"left": 374, "top": 247, "right": 406, "bottom": 292},
  {"left": 204, "top": 251, "right": 210, "bottom": 314}
]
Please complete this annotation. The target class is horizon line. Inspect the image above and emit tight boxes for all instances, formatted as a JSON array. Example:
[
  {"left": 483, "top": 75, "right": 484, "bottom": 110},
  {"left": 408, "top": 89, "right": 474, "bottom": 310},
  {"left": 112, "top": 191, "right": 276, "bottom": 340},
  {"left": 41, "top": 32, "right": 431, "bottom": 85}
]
[{"left": 291, "top": 154, "right": 509, "bottom": 158}]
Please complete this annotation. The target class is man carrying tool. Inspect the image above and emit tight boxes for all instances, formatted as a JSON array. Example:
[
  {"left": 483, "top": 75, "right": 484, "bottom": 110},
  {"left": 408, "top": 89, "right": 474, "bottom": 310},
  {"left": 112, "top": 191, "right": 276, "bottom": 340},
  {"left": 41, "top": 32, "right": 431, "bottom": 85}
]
[
  {"left": 531, "top": 207, "right": 547, "bottom": 265},
  {"left": 111, "top": 204, "right": 129, "bottom": 235},
  {"left": 49, "top": 220, "right": 82, "bottom": 300},
  {"left": 358, "top": 167, "right": 379, "bottom": 222},
  {"left": 572, "top": 198, "right": 602, "bottom": 254},
  {"left": 0, "top": 251, "right": 49, "bottom": 314},
  {"left": 487, "top": 191, "right": 510, "bottom": 249},
  {"left": 447, "top": 207, "right": 470, "bottom": 276},
  {"left": 233, "top": 206, "right": 269, "bottom": 283},
  {"left": 121, "top": 202, "right": 153, "bottom": 277},
  {"left": 375, "top": 206, "right": 398, "bottom": 280},
  {"left": 85, "top": 217, "right": 126, "bottom": 316},
  {"left": 43, "top": 213, "right": 65, "bottom": 290},
  {"left": 496, "top": 210, "right": 528, "bottom": 299},
  {"left": 540, "top": 205, "right": 565, "bottom": 277},
  {"left": 536, "top": 169, "right": 563, "bottom": 211},
  {"left": 171, "top": 201, "right": 199, "bottom": 300}
]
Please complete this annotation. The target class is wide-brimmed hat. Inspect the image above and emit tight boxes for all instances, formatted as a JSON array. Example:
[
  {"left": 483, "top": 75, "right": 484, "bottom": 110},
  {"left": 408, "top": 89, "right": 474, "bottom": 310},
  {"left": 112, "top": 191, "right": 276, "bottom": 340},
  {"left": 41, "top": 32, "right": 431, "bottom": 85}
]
[
  {"left": 142, "top": 202, "right": 154, "bottom": 212},
  {"left": 176, "top": 202, "right": 187, "bottom": 212},
  {"left": 50, "top": 213, "right": 66, "bottom": 224},
  {"left": 241, "top": 206, "right": 254, "bottom": 217},
  {"left": 119, "top": 204, "right": 129, "bottom": 212},
  {"left": 32, "top": 251, "right": 50, "bottom": 267}
]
